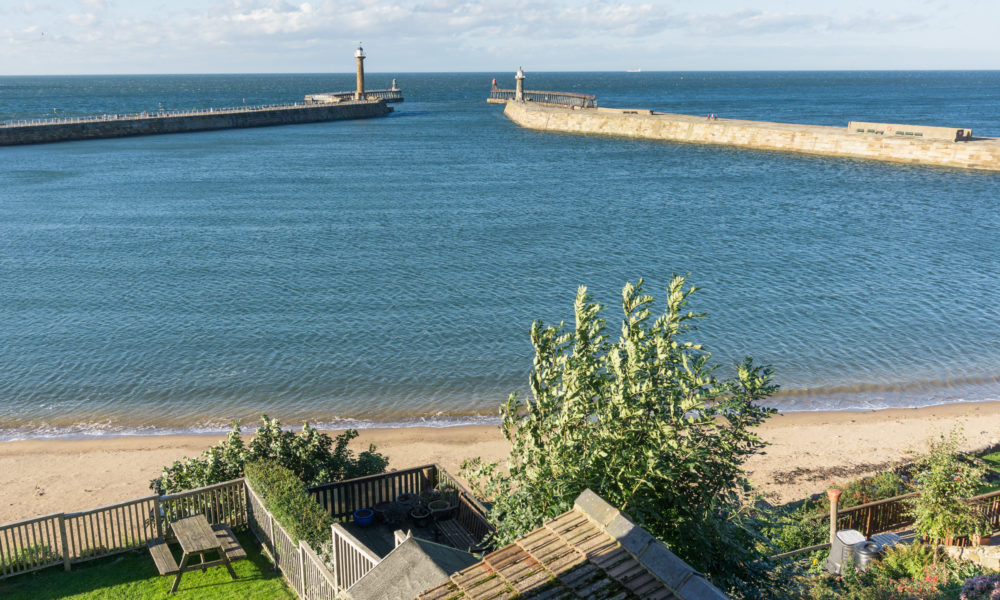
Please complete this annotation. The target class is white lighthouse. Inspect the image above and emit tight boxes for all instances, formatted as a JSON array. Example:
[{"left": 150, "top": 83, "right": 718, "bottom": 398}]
[{"left": 515, "top": 66, "right": 525, "bottom": 102}]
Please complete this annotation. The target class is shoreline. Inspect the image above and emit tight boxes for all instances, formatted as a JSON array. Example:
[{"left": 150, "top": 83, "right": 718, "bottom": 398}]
[{"left": 2, "top": 401, "right": 999, "bottom": 525}]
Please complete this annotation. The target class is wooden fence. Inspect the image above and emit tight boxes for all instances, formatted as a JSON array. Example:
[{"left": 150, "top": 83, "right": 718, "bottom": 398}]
[
  {"left": 776, "top": 488, "right": 1000, "bottom": 559},
  {"left": 330, "top": 523, "right": 380, "bottom": 590},
  {"left": 436, "top": 468, "right": 494, "bottom": 544},
  {"left": 309, "top": 464, "right": 436, "bottom": 522},
  {"left": 308, "top": 463, "right": 495, "bottom": 546},
  {"left": 827, "top": 489, "right": 1000, "bottom": 538},
  {"left": 0, "top": 479, "right": 246, "bottom": 579},
  {"left": 2, "top": 465, "right": 499, "bottom": 595},
  {"left": 834, "top": 492, "right": 919, "bottom": 536},
  {"left": 245, "top": 482, "right": 340, "bottom": 600}
]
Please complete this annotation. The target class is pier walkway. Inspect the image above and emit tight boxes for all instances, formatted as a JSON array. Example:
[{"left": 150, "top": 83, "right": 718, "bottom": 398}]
[
  {"left": 498, "top": 99, "right": 1000, "bottom": 172},
  {"left": 0, "top": 99, "right": 393, "bottom": 146},
  {"left": 2, "top": 101, "right": 333, "bottom": 129}
]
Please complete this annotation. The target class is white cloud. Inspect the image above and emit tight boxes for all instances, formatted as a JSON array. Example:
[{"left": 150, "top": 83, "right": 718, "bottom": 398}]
[
  {"left": 0, "top": 0, "right": 990, "bottom": 73},
  {"left": 67, "top": 12, "right": 98, "bottom": 27}
]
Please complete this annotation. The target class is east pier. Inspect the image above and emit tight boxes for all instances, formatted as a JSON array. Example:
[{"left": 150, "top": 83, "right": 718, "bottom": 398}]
[{"left": 490, "top": 70, "right": 1000, "bottom": 172}]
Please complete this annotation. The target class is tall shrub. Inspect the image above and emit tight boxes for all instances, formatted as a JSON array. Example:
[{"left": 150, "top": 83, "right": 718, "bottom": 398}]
[
  {"left": 151, "top": 415, "right": 389, "bottom": 494},
  {"left": 462, "top": 276, "right": 781, "bottom": 598},
  {"left": 906, "top": 427, "right": 987, "bottom": 564},
  {"left": 245, "top": 460, "right": 334, "bottom": 548}
]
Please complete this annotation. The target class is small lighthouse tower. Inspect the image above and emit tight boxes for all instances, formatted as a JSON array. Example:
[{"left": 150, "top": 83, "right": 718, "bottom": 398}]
[
  {"left": 354, "top": 44, "right": 366, "bottom": 101},
  {"left": 515, "top": 66, "right": 525, "bottom": 101}
]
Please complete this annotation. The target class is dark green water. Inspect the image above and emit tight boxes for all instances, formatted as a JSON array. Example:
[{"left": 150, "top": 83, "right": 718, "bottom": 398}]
[{"left": 1, "top": 72, "right": 998, "bottom": 439}]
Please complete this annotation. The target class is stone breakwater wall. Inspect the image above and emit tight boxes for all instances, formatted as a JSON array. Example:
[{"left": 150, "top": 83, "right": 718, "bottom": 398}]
[
  {"left": 503, "top": 102, "right": 1000, "bottom": 172},
  {"left": 0, "top": 101, "right": 392, "bottom": 146}
]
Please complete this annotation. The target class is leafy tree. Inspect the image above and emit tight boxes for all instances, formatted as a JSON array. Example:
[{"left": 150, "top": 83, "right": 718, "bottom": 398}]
[
  {"left": 462, "top": 276, "right": 782, "bottom": 598},
  {"left": 906, "top": 426, "right": 987, "bottom": 564},
  {"left": 151, "top": 415, "right": 389, "bottom": 494}
]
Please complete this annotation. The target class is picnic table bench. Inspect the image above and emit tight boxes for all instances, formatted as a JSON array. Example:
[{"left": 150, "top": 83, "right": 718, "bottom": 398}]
[
  {"left": 435, "top": 519, "right": 481, "bottom": 553},
  {"left": 146, "top": 515, "right": 246, "bottom": 593}
]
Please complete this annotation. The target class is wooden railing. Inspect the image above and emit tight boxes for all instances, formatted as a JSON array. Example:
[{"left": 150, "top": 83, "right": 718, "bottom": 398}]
[
  {"left": 775, "top": 488, "right": 1000, "bottom": 560},
  {"left": 489, "top": 88, "right": 597, "bottom": 108},
  {"left": 827, "top": 489, "right": 1000, "bottom": 538},
  {"left": 436, "top": 467, "right": 494, "bottom": 544},
  {"left": 834, "top": 492, "right": 919, "bottom": 536},
  {"left": 0, "top": 479, "right": 246, "bottom": 579},
  {"left": 330, "top": 523, "right": 380, "bottom": 590},
  {"left": 246, "top": 481, "right": 338, "bottom": 600},
  {"left": 308, "top": 464, "right": 495, "bottom": 547},
  {"left": 1, "top": 465, "right": 499, "bottom": 592},
  {"left": 309, "top": 464, "right": 437, "bottom": 522}
]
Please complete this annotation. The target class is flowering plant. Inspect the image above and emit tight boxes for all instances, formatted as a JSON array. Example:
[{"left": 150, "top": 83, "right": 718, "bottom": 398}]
[
  {"left": 906, "top": 426, "right": 986, "bottom": 563},
  {"left": 959, "top": 574, "right": 1000, "bottom": 600}
]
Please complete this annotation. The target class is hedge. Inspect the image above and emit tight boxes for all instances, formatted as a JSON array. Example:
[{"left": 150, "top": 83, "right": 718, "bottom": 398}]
[{"left": 245, "top": 459, "right": 334, "bottom": 549}]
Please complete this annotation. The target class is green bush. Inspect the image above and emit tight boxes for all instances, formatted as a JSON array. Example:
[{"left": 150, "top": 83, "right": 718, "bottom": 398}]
[
  {"left": 151, "top": 415, "right": 389, "bottom": 494},
  {"left": 766, "top": 471, "right": 910, "bottom": 556},
  {"left": 244, "top": 460, "right": 334, "bottom": 549},
  {"left": 462, "top": 277, "right": 783, "bottom": 598},
  {"left": 878, "top": 542, "right": 936, "bottom": 581},
  {"left": 907, "top": 427, "right": 988, "bottom": 564},
  {"left": 766, "top": 502, "right": 828, "bottom": 554}
]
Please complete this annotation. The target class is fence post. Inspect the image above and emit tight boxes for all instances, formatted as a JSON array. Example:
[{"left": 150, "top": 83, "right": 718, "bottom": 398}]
[
  {"left": 153, "top": 496, "right": 163, "bottom": 539},
  {"left": 298, "top": 542, "right": 306, "bottom": 598},
  {"left": 269, "top": 513, "right": 276, "bottom": 557},
  {"left": 828, "top": 488, "right": 842, "bottom": 545},
  {"left": 331, "top": 524, "right": 341, "bottom": 592},
  {"left": 57, "top": 513, "right": 71, "bottom": 572}
]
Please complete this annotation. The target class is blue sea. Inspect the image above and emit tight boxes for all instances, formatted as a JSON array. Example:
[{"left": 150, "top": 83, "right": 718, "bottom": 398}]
[{"left": 1, "top": 71, "right": 998, "bottom": 441}]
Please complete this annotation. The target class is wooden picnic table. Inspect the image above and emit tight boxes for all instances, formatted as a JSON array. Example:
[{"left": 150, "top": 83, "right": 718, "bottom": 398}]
[{"left": 146, "top": 514, "right": 245, "bottom": 594}]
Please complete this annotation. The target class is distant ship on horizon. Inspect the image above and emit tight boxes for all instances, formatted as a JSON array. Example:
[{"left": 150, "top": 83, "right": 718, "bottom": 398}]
[{"left": 626, "top": 68, "right": 642, "bottom": 73}]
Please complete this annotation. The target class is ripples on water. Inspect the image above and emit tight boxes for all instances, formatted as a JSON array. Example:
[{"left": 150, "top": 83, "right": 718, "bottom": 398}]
[{"left": 0, "top": 72, "right": 998, "bottom": 440}]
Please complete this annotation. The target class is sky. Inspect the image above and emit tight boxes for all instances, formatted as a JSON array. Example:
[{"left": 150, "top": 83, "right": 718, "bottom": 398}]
[{"left": 1, "top": 0, "right": 998, "bottom": 74}]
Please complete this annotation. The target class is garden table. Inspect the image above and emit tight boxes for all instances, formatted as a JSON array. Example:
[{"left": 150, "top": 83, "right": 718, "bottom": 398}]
[{"left": 168, "top": 515, "right": 239, "bottom": 593}]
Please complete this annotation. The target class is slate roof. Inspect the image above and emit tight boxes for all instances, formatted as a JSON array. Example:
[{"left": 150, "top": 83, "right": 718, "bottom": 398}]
[
  {"left": 416, "top": 489, "right": 728, "bottom": 600},
  {"left": 344, "top": 535, "right": 481, "bottom": 600}
]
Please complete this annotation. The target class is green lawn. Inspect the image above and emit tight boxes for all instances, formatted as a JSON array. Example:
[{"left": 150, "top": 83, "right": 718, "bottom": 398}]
[
  {"left": 978, "top": 452, "right": 1000, "bottom": 494},
  {"left": 0, "top": 532, "right": 296, "bottom": 600}
]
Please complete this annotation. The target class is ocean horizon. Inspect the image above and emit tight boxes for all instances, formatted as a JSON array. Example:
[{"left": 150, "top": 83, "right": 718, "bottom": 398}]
[{"left": 1, "top": 71, "right": 998, "bottom": 441}]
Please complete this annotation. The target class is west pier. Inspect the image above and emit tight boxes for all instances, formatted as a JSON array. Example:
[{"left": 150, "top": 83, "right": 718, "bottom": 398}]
[
  {"left": 1, "top": 46, "right": 398, "bottom": 147},
  {"left": 490, "top": 69, "right": 1000, "bottom": 172}
]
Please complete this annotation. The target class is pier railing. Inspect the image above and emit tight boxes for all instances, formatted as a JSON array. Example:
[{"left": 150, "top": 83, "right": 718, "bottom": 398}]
[
  {"left": 490, "top": 88, "right": 597, "bottom": 108},
  {"left": 0, "top": 99, "right": 376, "bottom": 129},
  {"left": 305, "top": 88, "right": 403, "bottom": 103}
]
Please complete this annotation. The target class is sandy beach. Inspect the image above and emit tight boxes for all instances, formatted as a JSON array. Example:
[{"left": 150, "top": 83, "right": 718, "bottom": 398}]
[{"left": 2, "top": 401, "right": 999, "bottom": 525}]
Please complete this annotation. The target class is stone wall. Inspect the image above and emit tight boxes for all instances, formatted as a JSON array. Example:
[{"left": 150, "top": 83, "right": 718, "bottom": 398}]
[
  {"left": 503, "top": 101, "right": 1000, "bottom": 172},
  {"left": 944, "top": 541, "right": 1000, "bottom": 571},
  {"left": 0, "top": 101, "right": 392, "bottom": 146}
]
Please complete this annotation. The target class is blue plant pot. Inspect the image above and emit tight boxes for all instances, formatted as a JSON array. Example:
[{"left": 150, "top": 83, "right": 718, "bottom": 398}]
[{"left": 354, "top": 508, "right": 375, "bottom": 527}]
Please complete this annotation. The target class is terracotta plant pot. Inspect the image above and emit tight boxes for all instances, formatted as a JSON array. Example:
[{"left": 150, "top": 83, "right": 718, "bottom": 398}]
[
  {"left": 420, "top": 488, "right": 441, "bottom": 503},
  {"left": 410, "top": 506, "right": 433, "bottom": 528},
  {"left": 428, "top": 499, "right": 456, "bottom": 521},
  {"left": 373, "top": 501, "right": 392, "bottom": 523}
]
